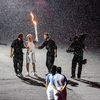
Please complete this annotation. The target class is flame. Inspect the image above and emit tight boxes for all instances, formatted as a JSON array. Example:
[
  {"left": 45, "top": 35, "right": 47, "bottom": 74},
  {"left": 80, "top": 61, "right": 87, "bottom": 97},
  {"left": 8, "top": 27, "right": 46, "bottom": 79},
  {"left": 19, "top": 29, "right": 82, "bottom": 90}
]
[
  {"left": 30, "top": 12, "right": 37, "bottom": 25},
  {"left": 30, "top": 11, "right": 38, "bottom": 42}
]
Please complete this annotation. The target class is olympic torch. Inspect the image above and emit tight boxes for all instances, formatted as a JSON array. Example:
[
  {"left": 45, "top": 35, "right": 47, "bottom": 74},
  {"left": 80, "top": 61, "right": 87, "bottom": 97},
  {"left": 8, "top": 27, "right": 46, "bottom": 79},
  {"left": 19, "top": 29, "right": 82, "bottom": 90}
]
[{"left": 30, "top": 12, "right": 38, "bottom": 42}]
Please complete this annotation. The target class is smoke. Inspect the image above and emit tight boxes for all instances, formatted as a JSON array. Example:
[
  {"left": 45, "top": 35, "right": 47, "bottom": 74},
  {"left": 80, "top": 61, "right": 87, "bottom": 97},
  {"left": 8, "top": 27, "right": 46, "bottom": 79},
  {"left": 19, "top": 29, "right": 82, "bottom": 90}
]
[{"left": 0, "top": 0, "right": 100, "bottom": 49}]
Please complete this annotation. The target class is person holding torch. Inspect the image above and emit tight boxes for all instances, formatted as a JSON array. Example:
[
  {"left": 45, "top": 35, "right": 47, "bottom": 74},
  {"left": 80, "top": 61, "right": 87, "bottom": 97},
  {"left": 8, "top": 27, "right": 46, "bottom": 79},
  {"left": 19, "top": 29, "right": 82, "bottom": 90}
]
[{"left": 25, "top": 34, "right": 37, "bottom": 76}]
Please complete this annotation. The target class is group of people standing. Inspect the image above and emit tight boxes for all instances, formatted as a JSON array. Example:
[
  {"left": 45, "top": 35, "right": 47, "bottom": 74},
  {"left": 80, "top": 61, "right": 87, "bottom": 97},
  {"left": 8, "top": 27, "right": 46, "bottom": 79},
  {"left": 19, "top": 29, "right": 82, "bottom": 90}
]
[
  {"left": 10, "top": 32, "right": 57, "bottom": 77},
  {"left": 10, "top": 32, "right": 67, "bottom": 100},
  {"left": 10, "top": 32, "right": 86, "bottom": 100},
  {"left": 10, "top": 33, "right": 36, "bottom": 77}
]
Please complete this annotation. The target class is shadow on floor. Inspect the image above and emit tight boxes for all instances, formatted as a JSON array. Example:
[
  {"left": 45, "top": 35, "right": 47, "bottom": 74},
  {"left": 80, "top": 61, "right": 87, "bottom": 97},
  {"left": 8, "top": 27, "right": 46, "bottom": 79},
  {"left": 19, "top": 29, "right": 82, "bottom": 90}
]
[
  {"left": 17, "top": 75, "right": 73, "bottom": 90},
  {"left": 68, "top": 80, "right": 79, "bottom": 87},
  {"left": 18, "top": 76, "right": 45, "bottom": 87},
  {"left": 75, "top": 78, "right": 100, "bottom": 89},
  {"left": 29, "top": 74, "right": 45, "bottom": 83}
]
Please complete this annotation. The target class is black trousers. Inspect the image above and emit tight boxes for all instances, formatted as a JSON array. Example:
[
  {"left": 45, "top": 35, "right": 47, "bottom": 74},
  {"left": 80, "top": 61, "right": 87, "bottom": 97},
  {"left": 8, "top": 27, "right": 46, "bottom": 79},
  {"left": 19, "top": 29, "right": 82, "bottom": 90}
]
[
  {"left": 46, "top": 53, "right": 55, "bottom": 72},
  {"left": 13, "top": 56, "right": 23, "bottom": 75},
  {"left": 71, "top": 55, "right": 83, "bottom": 78}
]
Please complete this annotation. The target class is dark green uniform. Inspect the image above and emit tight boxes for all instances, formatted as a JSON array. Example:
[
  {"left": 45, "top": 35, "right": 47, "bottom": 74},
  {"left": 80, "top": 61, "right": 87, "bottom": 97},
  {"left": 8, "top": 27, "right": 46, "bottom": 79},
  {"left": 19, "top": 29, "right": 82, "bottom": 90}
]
[
  {"left": 11, "top": 39, "right": 24, "bottom": 75},
  {"left": 70, "top": 40, "right": 85, "bottom": 78},
  {"left": 38, "top": 39, "right": 57, "bottom": 72}
]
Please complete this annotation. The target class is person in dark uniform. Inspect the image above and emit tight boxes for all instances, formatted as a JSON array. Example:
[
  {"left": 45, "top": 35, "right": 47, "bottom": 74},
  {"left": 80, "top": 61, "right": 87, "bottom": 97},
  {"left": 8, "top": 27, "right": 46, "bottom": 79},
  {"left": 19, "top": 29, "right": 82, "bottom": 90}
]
[
  {"left": 67, "top": 36, "right": 85, "bottom": 79},
  {"left": 37, "top": 32, "right": 57, "bottom": 72},
  {"left": 10, "top": 33, "right": 25, "bottom": 77}
]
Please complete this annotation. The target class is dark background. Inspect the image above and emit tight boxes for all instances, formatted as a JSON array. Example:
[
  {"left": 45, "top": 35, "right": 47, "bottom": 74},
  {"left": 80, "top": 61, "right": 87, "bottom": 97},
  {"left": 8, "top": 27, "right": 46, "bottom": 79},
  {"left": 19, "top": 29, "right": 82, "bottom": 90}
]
[{"left": 0, "top": 0, "right": 100, "bottom": 49}]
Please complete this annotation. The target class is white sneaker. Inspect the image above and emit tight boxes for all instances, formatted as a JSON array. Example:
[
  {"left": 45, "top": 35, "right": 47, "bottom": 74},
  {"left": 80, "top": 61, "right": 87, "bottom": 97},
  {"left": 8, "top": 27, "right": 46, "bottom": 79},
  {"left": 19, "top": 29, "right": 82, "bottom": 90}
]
[
  {"left": 34, "top": 72, "right": 37, "bottom": 76},
  {"left": 25, "top": 72, "right": 30, "bottom": 77},
  {"left": 31, "top": 71, "right": 37, "bottom": 76}
]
